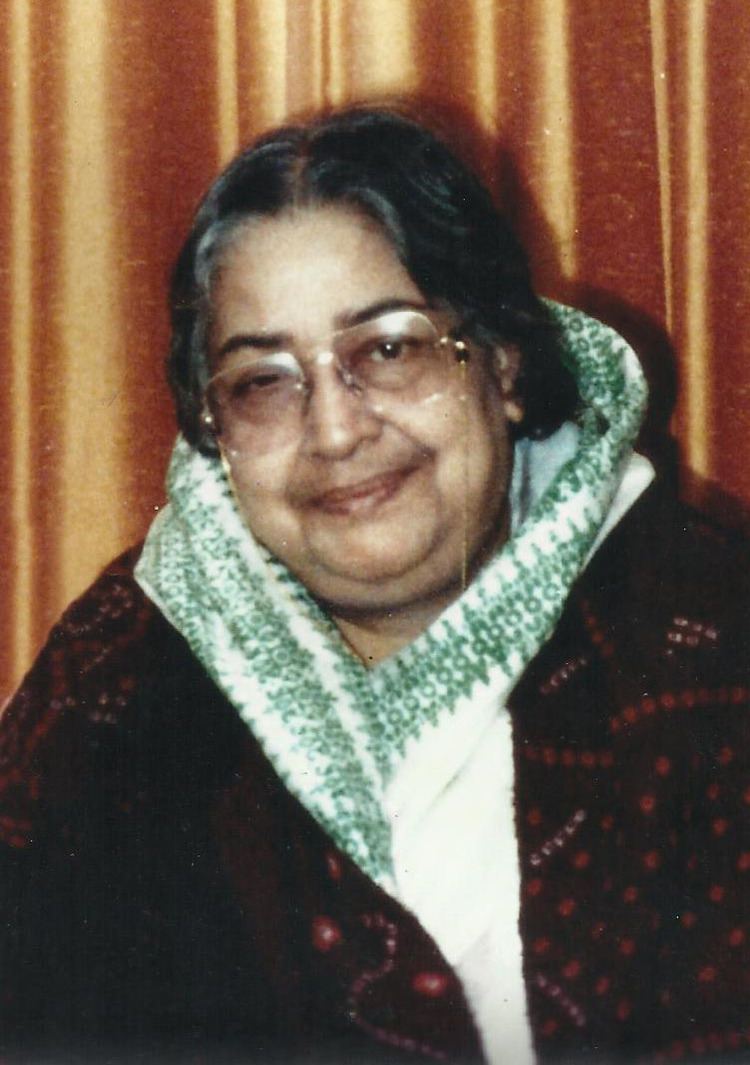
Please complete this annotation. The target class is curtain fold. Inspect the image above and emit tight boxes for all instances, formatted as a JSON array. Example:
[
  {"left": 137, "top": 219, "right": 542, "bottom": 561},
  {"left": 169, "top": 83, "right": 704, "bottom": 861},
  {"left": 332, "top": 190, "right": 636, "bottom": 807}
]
[{"left": 1, "top": 0, "right": 747, "bottom": 694}]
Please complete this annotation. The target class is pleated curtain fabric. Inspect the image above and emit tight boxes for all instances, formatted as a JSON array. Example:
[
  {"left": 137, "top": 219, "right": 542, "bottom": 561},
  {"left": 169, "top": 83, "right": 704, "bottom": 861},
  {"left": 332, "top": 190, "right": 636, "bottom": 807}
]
[{"left": 2, "top": 0, "right": 750, "bottom": 695}]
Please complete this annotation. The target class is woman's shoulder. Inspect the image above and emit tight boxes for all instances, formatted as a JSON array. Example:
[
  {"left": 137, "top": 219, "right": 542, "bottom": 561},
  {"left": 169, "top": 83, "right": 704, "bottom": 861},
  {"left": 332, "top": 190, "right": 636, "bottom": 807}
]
[
  {"left": 0, "top": 546, "right": 165, "bottom": 846},
  {"left": 513, "top": 476, "right": 750, "bottom": 739},
  {"left": 6, "top": 544, "right": 159, "bottom": 715},
  {"left": 585, "top": 478, "right": 750, "bottom": 638}
]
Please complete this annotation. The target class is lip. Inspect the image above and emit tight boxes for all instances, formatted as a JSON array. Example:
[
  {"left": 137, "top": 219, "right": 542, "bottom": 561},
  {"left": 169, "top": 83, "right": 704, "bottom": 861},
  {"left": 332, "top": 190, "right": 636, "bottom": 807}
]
[{"left": 309, "top": 467, "right": 416, "bottom": 516}]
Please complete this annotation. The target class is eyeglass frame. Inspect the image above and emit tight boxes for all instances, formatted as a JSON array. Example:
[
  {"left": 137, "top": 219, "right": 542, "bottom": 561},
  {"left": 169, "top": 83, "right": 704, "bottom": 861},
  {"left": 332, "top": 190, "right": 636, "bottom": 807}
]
[{"left": 199, "top": 307, "right": 472, "bottom": 440}]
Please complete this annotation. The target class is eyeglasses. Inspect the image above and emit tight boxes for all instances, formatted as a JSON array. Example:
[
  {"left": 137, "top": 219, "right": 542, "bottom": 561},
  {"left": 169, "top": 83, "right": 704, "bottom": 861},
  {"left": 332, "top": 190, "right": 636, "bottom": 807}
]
[{"left": 203, "top": 309, "right": 470, "bottom": 456}]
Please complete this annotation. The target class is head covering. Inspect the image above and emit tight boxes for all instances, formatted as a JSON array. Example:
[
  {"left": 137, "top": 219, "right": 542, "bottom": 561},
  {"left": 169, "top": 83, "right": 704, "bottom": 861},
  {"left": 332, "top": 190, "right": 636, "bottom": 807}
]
[{"left": 135, "top": 302, "right": 648, "bottom": 891}]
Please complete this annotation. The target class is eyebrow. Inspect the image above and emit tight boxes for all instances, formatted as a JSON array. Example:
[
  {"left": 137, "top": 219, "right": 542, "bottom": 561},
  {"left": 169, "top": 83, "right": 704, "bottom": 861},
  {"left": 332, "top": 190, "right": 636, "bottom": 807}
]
[
  {"left": 213, "top": 332, "right": 289, "bottom": 364},
  {"left": 335, "top": 297, "right": 430, "bottom": 329},
  {"left": 212, "top": 297, "right": 431, "bottom": 366}
]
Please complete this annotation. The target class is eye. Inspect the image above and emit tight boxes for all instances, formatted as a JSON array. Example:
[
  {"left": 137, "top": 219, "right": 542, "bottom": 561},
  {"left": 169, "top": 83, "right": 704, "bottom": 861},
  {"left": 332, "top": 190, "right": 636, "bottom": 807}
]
[
  {"left": 369, "top": 338, "right": 410, "bottom": 362},
  {"left": 212, "top": 351, "right": 303, "bottom": 404},
  {"left": 365, "top": 330, "right": 429, "bottom": 364},
  {"left": 229, "top": 367, "right": 289, "bottom": 396}
]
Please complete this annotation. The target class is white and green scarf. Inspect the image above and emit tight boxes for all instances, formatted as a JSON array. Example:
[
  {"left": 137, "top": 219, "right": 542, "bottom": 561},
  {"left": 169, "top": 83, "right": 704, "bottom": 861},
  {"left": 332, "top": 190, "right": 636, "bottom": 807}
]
[{"left": 135, "top": 303, "right": 647, "bottom": 893}]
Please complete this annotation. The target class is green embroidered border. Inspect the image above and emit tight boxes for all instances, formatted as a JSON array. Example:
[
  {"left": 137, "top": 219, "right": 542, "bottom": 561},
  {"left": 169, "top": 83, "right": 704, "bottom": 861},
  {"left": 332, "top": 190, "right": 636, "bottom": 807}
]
[{"left": 136, "top": 303, "right": 647, "bottom": 887}]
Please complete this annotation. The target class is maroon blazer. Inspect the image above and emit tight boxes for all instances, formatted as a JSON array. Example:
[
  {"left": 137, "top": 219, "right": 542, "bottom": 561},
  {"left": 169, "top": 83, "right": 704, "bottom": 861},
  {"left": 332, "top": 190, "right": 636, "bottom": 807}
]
[{"left": 1, "top": 482, "right": 749, "bottom": 1063}]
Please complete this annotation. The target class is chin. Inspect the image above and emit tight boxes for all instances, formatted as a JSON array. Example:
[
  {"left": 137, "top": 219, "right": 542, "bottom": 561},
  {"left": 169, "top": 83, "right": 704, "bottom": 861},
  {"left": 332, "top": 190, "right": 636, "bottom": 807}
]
[
  {"left": 305, "top": 548, "right": 464, "bottom": 614},
  {"left": 307, "top": 527, "right": 441, "bottom": 584}
]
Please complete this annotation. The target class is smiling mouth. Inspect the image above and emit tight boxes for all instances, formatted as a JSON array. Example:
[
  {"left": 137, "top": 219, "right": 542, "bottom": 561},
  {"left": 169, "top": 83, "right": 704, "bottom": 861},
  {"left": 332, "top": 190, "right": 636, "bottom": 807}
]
[{"left": 310, "top": 468, "right": 416, "bottom": 516}]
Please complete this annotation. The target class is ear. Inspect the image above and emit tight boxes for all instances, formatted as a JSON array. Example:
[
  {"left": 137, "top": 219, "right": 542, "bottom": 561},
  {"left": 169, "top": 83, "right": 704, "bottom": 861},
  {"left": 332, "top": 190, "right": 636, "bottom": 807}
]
[{"left": 495, "top": 345, "right": 523, "bottom": 424}]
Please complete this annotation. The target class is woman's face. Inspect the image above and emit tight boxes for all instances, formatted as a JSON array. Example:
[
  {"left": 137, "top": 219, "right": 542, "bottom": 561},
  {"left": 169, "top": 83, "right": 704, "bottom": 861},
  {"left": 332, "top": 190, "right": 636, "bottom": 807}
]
[{"left": 207, "top": 205, "right": 518, "bottom": 615}]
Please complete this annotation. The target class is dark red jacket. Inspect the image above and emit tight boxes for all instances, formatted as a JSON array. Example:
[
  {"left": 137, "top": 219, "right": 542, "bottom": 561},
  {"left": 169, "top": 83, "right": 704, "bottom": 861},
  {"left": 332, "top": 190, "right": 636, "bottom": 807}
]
[{"left": 1, "top": 483, "right": 749, "bottom": 1062}]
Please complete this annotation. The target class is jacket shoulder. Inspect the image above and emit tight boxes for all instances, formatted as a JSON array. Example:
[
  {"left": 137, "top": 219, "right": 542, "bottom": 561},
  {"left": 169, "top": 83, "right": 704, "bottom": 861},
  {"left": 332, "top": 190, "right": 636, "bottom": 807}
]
[
  {"left": 0, "top": 546, "right": 160, "bottom": 844},
  {"left": 584, "top": 482, "right": 750, "bottom": 654},
  {"left": 513, "top": 480, "right": 750, "bottom": 734},
  {"left": 7, "top": 545, "right": 156, "bottom": 706}
]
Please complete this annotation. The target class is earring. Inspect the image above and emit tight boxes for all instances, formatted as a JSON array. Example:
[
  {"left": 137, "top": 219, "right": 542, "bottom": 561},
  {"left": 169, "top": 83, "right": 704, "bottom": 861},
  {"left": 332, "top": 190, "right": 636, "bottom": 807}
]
[
  {"left": 495, "top": 349, "right": 523, "bottom": 423},
  {"left": 503, "top": 396, "right": 524, "bottom": 424},
  {"left": 201, "top": 410, "right": 215, "bottom": 430}
]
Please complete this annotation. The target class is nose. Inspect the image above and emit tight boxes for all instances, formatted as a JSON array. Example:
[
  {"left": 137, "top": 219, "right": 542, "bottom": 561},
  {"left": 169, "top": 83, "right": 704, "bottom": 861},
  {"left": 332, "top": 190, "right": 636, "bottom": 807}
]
[{"left": 300, "top": 359, "right": 383, "bottom": 459}]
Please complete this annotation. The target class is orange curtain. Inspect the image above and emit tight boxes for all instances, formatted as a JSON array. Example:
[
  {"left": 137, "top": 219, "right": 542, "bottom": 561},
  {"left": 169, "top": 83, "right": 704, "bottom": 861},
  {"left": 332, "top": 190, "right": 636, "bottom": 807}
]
[{"left": 3, "top": 0, "right": 750, "bottom": 695}]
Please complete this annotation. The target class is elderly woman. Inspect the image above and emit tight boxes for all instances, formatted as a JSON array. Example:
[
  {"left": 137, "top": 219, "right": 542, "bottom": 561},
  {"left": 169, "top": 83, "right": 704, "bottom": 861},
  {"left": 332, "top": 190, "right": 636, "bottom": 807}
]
[{"left": 1, "top": 108, "right": 748, "bottom": 1064}]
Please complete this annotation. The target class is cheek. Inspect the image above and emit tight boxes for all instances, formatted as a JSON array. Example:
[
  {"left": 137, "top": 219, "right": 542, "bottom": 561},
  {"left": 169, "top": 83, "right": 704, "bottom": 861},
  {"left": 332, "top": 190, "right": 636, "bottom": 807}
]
[
  {"left": 454, "top": 392, "right": 513, "bottom": 546},
  {"left": 436, "top": 376, "right": 510, "bottom": 497},
  {"left": 225, "top": 452, "right": 301, "bottom": 544}
]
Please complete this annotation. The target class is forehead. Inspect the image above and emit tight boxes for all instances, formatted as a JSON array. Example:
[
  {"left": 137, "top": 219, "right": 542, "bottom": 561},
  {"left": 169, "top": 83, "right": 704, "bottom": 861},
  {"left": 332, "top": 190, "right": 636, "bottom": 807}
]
[{"left": 208, "top": 205, "right": 424, "bottom": 337}]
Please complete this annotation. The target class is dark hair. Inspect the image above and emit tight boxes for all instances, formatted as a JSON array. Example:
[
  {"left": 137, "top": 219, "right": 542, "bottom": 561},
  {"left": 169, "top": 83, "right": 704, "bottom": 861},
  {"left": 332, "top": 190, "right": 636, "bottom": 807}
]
[{"left": 167, "top": 106, "right": 579, "bottom": 452}]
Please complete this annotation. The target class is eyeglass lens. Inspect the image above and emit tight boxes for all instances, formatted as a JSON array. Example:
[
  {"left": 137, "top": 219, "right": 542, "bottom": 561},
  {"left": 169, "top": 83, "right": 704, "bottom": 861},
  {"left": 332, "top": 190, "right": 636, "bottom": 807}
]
[{"left": 206, "top": 310, "right": 466, "bottom": 456}]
